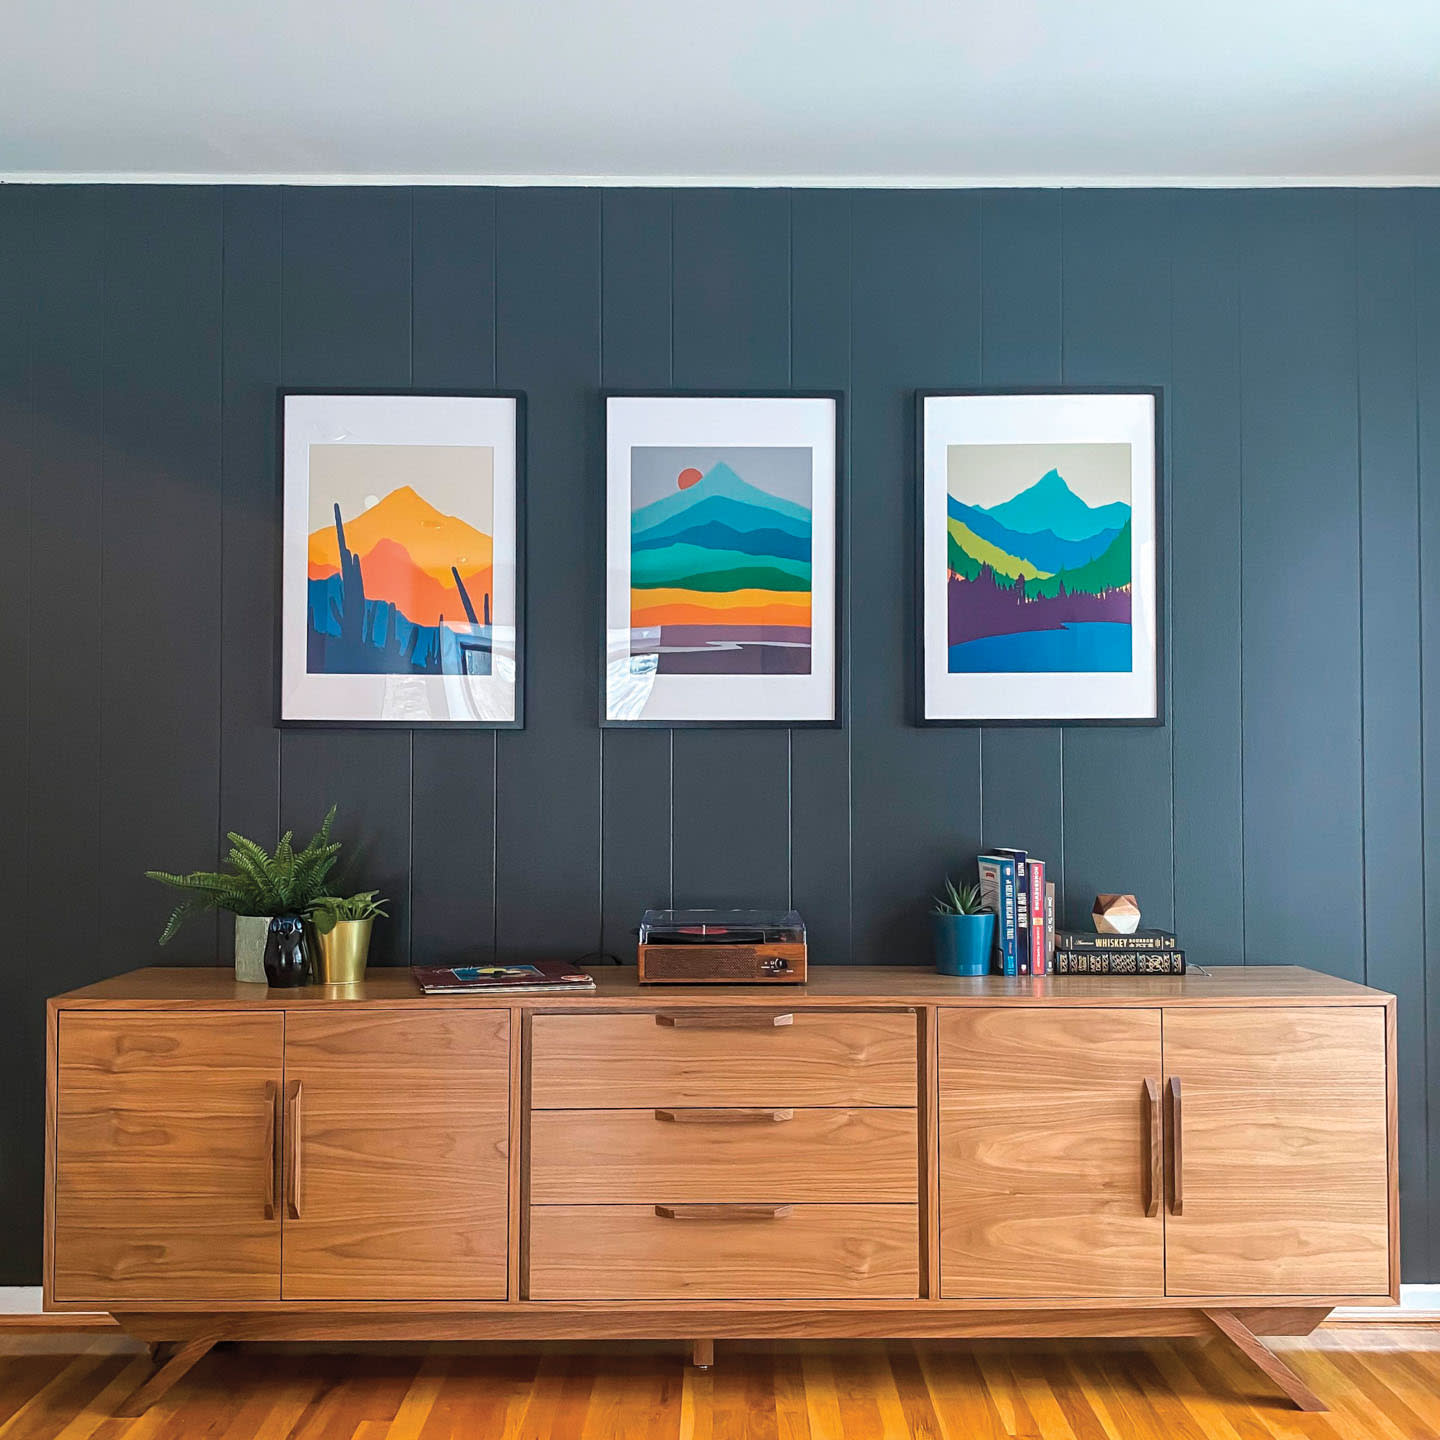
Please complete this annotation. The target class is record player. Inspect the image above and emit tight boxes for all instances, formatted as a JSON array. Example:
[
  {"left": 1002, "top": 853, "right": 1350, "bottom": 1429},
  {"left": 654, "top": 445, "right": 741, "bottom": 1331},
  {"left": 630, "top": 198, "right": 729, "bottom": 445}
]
[{"left": 637, "top": 908, "right": 807, "bottom": 985}]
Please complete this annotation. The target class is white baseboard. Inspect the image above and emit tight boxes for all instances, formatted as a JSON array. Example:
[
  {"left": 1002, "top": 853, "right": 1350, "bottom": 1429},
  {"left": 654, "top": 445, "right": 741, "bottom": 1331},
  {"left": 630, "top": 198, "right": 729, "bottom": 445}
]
[{"left": 2, "top": 1283, "right": 1438, "bottom": 1323}]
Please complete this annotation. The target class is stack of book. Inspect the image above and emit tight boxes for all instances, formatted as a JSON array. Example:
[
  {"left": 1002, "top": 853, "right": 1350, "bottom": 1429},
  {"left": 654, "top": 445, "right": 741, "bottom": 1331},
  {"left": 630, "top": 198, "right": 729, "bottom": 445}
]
[
  {"left": 1052, "top": 929, "right": 1185, "bottom": 975},
  {"left": 976, "top": 849, "right": 1055, "bottom": 975}
]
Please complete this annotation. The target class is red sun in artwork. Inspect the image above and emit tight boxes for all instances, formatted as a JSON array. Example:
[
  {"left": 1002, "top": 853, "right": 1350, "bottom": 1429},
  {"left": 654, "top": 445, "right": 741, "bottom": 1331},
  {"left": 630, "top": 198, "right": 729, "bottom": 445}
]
[{"left": 677, "top": 467, "right": 704, "bottom": 490}]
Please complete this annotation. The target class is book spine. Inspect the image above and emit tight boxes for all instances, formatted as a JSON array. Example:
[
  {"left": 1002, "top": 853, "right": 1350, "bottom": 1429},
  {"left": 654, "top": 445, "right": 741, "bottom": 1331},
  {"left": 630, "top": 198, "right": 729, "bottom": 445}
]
[
  {"left": 976, "top": 859, "right": 1004, "bottom": 973},
  {"left": 998, "top": 860, "right": 1018, "bottom": 975},
  {"left": 1053, "top": 950, "right": 1186, "bottom": 975},
  {"left": 1055, "top": 932, "right": 1178, "bottom": 951},
  {"left": 1045, "top": 882, "right": 1056, "bottom": 972},
  {"left": 994, "top": 850, "right": 1029, "bottom": 973},
  {"left": 1028, "top": 859, "right": 1046, "bottom": 975}
]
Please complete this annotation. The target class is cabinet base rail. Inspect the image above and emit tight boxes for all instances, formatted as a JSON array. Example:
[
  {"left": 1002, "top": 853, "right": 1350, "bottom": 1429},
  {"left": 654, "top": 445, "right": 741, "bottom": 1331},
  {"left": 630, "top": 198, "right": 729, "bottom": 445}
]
[{"left": 103, "top": 1305, "right": 1335, "bottom": 1414}]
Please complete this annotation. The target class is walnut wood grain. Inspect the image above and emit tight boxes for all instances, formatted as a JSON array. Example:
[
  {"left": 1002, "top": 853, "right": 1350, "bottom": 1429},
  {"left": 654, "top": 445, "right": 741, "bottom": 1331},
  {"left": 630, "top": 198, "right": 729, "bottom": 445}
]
[
  {"left": 49, "top": 964, "right": 1391, "bottom": 1010},
  {"left": 284, "top": 1079, "right": 302, "bottom": 1220},
  {"left": 530, "top": 1108, "right": 916, "bottom": 1204},
  {"left": 52, "top": 1012, "right": 284, "bottom": 1304},
  {"left": 110, "top": 1302, "right": 1335, "bottom": 1342},
  {"left": 279, "top": 1010, "right": 510, "bottom": 1301},
  {"left": 1167, "top": 1075, "right": 1183, "bottom": 1215},
  {"left": 262, "top": 1081, "right": 278, "bottom": 1221},
  {"left": 1205, "top": 1307, "right": 1327, "bottom": 1411},
  {"left": 938, "top": 1008, "right": 1164, "bottom": 1300},
  {"left": 527, "top": 1204, "right": 919, "bottom": 1301},
  {"left": 1163, "top": 1007, "right": 1391, "bottom": 1298},
  {"left": 530, "top": 1011, "right": 918, "bottom": 1109}
]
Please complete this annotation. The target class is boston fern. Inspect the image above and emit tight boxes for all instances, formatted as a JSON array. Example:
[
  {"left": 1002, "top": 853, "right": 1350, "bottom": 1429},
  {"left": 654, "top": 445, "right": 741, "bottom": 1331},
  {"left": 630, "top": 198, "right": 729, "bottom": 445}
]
[{"left": 145, "top": 807, "right": 342, "bottom": 945}]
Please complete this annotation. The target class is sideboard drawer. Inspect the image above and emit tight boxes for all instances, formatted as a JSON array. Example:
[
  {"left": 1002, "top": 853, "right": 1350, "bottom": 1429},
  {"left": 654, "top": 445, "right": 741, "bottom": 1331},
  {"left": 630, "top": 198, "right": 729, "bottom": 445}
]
[
  {"left": 530, "top": 1107, "right": 918, "bottom": 1204},
  {"left": 528, "top": 1203, "right": 919, "bottom": 1300},
  {"left": 529, "top": 1010, "right": 918, "bottom": 1108}
]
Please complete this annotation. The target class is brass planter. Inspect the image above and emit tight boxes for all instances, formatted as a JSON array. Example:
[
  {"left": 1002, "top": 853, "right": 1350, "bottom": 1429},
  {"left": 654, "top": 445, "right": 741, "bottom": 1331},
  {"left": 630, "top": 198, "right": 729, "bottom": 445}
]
[{"left": 314, "top": 917, "right": 373, "bottom": 985}]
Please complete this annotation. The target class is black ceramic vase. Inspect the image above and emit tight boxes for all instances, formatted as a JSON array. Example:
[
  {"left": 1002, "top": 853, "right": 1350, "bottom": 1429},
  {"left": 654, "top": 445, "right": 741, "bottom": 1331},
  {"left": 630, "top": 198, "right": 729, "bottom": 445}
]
[{"left": 263, "top": 915, "right": 310, "bottom": 988}]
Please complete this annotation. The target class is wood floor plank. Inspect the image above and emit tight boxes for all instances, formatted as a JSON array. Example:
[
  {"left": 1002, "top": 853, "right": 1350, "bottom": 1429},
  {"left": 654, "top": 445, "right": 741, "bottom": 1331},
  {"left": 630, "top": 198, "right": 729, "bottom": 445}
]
[{"left": 2, "top": 1330, "right": 1438, "bottom": 1438}]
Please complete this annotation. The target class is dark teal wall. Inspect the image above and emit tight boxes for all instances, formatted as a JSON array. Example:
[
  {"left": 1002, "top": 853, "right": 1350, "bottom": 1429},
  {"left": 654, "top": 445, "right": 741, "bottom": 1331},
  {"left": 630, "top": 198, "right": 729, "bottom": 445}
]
[{"left": 0, "top": 186, "right": 1434, "bottom": 1282}]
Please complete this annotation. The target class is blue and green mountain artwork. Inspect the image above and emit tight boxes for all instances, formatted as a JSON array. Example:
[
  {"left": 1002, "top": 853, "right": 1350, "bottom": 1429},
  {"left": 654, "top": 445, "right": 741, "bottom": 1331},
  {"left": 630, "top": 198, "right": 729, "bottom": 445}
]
[
  {"left": 946, "top": 466, "right": 1133, "bottom": 674},
  {"left": 630, "top": 458, "right": 813, "bottom": 675}
]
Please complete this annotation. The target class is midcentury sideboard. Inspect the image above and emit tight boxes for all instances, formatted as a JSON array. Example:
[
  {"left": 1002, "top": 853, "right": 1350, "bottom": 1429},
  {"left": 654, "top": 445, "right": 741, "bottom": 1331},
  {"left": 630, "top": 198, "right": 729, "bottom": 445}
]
[{"left": 44, "top": 965, "right": 1397, "bottom": 1414}]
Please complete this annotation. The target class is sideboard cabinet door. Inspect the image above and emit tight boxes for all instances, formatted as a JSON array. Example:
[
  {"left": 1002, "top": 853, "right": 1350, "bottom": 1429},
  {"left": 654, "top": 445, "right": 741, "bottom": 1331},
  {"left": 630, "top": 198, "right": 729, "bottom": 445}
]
[
  {"left": 938, "top": 1008, "right": 1164, "bottom": 1299},
  {"left": 1162, "top": 1006, "right": 1391, "bottom": 1297},
  {"left": 53, "top": 1012, "right": 284, "bottom": 1303},
  {"left": 280, "top": 1010, "right": 510, "bottom": 1301}
]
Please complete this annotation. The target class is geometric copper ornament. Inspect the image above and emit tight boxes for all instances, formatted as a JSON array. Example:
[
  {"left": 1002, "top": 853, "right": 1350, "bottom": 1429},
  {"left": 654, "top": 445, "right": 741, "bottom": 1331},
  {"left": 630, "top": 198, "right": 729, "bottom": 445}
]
[{"left": 1092, "top": 893, "right": 1142, "bottom": 935}]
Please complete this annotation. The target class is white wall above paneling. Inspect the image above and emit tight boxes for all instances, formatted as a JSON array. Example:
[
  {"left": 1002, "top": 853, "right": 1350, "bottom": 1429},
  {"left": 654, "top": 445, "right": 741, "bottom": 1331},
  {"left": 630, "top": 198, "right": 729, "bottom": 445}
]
[{"left": 3, "top": 0, "right": 1440, "bottom": 185}]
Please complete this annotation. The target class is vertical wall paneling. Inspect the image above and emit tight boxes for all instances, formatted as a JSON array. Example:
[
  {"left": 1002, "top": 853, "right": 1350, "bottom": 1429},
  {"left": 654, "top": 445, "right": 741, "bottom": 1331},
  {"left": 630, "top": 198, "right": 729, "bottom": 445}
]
[
  {"left": 1414, "top": 188, "right": 1440, "bottom": 1280},
  {"left": 99, "top": 188, "right": 224, "bottom": 965},
  {"left": 599, "top": 190, "right": 675, "bottom": 955},
  {"left": 493, "top": 190, "right": 603, "bottom": 959},
  {"left": 789, "top": 191, "right": 855, "bottom": 961},
  {"left": 1239, "top": 192, "right": 1365, "bottom": 979},
  {"left": 1356, "top": 189, "right": 1427, "bottom": 1275},
  {"left": 850, "top": 192, "right": 983, "bottom": 962},
  {"left": 976, "top": 190, "right": 1065, "bottom": 879},
  {"left": 0, "top": 184, "right": 35, "bottom": 1282},
  {"left": 279, "top": 188, "right": 416, "bottom": 964},
  {"left": 409, "top": 188, "right": 500, "bottom": 963},
  {"left": 219, "top": 188, "right": 283, "bottom": 876},
  {"left": 2, "top": 185, "right": 1436, "bottom": 1280},
  {"left": 1058, "top": 191, "right": 1175, "bottom": 931},
  {"left": 1168, "top": 191, "right": 1246, "bottom": 964},
  {"left": 669, "top": 190, "right": 792, "bottom": 908}
]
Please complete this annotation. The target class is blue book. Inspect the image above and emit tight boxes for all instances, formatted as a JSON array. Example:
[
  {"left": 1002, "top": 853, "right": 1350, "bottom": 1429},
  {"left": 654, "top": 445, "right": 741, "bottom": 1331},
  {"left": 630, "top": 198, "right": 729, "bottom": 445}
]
[{"left": 977, "top": 855, "right": 1018, "bottom": 975}]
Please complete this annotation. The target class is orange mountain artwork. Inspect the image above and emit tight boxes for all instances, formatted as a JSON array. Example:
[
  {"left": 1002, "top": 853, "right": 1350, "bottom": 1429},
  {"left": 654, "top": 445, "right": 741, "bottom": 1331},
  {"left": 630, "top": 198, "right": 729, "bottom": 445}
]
[{"left": 307, "top": 485, "right": 494, "bottom": 676}]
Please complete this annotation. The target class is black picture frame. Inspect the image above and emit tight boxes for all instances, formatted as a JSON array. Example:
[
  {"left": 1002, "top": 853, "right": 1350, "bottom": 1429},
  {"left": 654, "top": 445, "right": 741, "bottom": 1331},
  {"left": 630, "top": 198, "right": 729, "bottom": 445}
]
[
  {"left": 276, "top": 387, "right": 527, "bottom": 730},
  {"left": 914, "top": 386, "right": 1165, "bottom": 728},
  {"left": 600, "top": 389, "right": 846, "bottom": 729}
]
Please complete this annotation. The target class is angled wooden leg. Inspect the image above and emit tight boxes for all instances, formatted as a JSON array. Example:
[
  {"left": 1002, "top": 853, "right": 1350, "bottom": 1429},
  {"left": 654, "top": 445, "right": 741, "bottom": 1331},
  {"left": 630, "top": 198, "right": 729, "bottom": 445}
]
[
  {"left": 1204, "top": 1309, "right": 1325, "bottom": 1412},
  {"left": 114, "top": 1336, "right": 218, "bottom": 1417},
  {"left": 691, "top": 1338, "right": 714, "bottom": 1369}
]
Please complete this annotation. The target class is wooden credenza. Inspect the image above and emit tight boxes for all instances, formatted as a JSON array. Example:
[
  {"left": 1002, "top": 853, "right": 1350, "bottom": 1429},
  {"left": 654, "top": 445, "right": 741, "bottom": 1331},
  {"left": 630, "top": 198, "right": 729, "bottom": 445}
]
[{"left": 44, "top": 965, "right": 1397, "bottom": 1412}]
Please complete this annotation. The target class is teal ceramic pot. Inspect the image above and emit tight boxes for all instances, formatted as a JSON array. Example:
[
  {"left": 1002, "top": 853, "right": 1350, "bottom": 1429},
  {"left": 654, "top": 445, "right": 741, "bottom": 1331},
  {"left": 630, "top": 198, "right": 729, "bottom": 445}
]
[{"left": 933, "top": 912, "right": 996, "bottom": 977}]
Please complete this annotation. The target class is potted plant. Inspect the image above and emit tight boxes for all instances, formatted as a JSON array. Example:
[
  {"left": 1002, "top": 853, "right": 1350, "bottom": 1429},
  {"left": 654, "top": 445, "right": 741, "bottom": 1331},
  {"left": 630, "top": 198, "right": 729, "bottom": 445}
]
[
  {"left": 145, "top": 808, "right": 341, "bottom": 983},
  {"left": 307, "top": 891, "right": 388, "bottom": 985},
  {"left": 932, "top": 877, "right": 996, "bottom": 977}
]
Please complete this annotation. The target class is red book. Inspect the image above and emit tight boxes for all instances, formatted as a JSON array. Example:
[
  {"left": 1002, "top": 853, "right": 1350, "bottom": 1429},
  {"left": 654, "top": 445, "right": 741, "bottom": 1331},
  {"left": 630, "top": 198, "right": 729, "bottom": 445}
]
[{"left": 1028, "top": 859, "right": 1047, "bottom": 975}]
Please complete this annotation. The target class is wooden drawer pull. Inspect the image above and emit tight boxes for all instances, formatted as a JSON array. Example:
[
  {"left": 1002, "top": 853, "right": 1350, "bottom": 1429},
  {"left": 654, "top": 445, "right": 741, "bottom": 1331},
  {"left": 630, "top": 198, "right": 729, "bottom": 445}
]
[
  {"left": 654, "top": 1108, "right": 795, "bottom": 1124},
  {"left": 1168, "top": 1076, "right": 1184, "bottom": 1215},
  {"left": 262, "top": 1081, "right": 279, "bottom": 1220},
  {"left": 285, "top": 1079, "right": 303, "bottom": 1220},
  {"left": 654, "top": 1011, "right": 794, "bottom": 1029},
  {"left": 1142, "top": 1077, "right": 1161, "bottom": 1218},
  {"left": 653, "top": 1204, "right": 794, "bottom": 1221}
]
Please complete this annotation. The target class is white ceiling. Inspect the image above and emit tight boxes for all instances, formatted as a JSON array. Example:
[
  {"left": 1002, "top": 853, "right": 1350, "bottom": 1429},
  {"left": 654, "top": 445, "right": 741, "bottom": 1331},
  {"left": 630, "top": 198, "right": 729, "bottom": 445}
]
[{"left": 4, "top": 0, "right": 1440, "bottom": 185}]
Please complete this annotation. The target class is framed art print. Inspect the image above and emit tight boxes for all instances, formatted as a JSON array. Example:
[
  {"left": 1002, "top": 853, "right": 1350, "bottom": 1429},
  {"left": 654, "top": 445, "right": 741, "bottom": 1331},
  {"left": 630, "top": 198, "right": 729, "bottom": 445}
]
[
  {"left": 603, "top": 392, "right": 841, "bottom": 726},
  {"left": 280, "top": 390, "right": 524, "bottom": 727},
  {"left": 918, "top": 388, "right": 1162, "bottom": 725}
]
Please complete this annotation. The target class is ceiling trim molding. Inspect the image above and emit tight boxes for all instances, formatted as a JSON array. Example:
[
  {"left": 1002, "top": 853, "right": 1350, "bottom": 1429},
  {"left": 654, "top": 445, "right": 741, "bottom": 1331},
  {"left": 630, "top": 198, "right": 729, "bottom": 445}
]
[{"left": 3, "top": 172, "right": 1440, "bottom": 189}]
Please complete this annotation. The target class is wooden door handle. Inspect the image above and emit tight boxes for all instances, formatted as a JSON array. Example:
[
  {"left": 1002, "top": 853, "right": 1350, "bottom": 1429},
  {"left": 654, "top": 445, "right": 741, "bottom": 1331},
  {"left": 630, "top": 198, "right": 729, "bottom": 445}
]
[
  {"left": 285, "top": 1080, "right": 303, "bottom": 1220},
  {"left": 1168, "top": 1076, "right": 1183, "bottom": 1215},
  {"left": 1142, "top": 1077, "right": 1161, "bottom": 1217},
  {"left": 654, "top": 1011, "right": 794, "bottom": 1029},
  {"left": 653, "top": 1204, "right": 794, "bottom": 1220},
  {"left": 262, "top": 1081, "right": 279, "bottom": 1220},
  {"left": 654, "top": 1108, "right": 795, "bottom": 1124}
]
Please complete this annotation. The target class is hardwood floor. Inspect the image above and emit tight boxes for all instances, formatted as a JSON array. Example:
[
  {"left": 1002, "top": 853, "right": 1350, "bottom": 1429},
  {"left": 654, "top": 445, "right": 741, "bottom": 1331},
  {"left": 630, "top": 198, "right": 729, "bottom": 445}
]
[{"left": 1, "top": 1327, "right": 1437, "bottom": 1438}]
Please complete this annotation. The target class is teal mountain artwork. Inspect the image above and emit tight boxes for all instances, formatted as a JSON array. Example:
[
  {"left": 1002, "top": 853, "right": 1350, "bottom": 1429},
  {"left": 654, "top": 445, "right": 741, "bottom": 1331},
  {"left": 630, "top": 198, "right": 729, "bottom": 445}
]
[
  {"left": 947, "top": 467, "right": 1134, "bottom": 674},
  {"left": 630, "top": 459, "right": 813, "bottom": 676}
]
